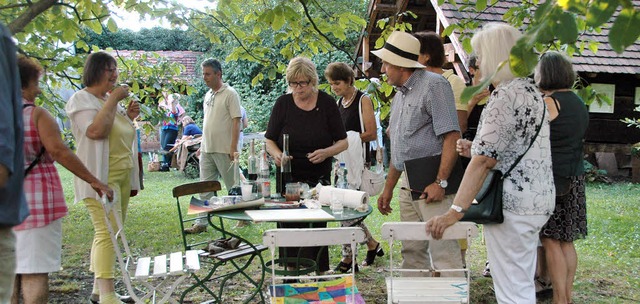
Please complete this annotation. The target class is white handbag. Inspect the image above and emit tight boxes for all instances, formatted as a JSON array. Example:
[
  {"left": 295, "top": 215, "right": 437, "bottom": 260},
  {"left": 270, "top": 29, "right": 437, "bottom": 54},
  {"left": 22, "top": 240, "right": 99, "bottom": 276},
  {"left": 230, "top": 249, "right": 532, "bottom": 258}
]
[{"left": 357, "top": 94, "right": 385, "bottom": 196}]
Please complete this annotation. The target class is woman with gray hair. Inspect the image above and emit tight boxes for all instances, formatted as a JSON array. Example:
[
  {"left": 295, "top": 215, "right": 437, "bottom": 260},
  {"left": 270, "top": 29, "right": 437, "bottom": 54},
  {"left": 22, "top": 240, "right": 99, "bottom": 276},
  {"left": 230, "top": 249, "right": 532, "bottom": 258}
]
[
  {"left": 265, "top": 56, "right": 348, "bottom": 273},
  {"left": 536, "top": 51, "right": 589, "bottom": 304},
  {"left": 425, "top": 23, "right": 555, "bottom": 303}
]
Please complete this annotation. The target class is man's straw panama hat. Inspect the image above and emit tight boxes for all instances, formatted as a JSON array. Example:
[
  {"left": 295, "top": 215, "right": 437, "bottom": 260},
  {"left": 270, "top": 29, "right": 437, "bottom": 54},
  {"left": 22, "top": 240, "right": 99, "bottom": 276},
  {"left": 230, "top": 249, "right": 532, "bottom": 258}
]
[{"left": 371, "top": 31, "right": 425, "bottom": 69}]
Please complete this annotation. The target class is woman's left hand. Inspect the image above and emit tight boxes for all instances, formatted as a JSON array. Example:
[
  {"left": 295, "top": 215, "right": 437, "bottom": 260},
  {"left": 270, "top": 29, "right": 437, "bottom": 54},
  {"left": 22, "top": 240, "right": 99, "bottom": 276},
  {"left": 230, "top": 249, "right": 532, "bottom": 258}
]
[
  {"left": 425, "top": 212, "right": 460, "bottom": 239},
  {"left": 307, "top": 148, "right": 330, "bottom": 164},
  {"left": 91, "top": 181, "right": 114, "bottom": 201},
  {"left": 127, "top": 99, "right": 140, "bottom": 120}
]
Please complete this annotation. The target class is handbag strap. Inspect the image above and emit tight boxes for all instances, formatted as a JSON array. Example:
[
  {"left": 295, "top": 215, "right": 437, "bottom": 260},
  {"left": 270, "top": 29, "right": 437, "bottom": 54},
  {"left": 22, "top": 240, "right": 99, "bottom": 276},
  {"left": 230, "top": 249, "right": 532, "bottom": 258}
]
[
  {"left": 503, "top": 102, "right": 546, "bottom": 178},
  {"left": 357, "top": 92, "right": 367, "bottom": 161}
]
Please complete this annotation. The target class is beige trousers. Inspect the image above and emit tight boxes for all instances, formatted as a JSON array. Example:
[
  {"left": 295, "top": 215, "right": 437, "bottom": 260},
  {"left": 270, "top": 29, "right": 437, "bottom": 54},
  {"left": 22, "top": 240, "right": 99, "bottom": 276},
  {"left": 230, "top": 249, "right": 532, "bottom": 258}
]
[{"left": 398, "top": 174, "right": 463, "bottom": 277}]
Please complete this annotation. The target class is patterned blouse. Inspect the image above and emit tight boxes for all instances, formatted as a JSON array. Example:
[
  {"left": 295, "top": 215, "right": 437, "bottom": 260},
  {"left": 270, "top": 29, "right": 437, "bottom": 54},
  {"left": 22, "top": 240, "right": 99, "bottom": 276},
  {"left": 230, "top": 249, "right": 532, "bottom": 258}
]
[
  {"left": 472, "top": 78, "right": 555, "bottom": 216},
  {"left": 14, "top": 101, "right": 67, "bottom": 231}
]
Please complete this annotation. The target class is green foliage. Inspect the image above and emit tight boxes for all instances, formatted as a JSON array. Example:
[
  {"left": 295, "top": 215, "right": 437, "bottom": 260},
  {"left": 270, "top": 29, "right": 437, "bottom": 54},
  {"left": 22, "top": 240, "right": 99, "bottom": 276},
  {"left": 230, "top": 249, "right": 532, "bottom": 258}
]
[
  {"left": 443, "top": 0, "right": 639, "bottom": 104},
  {"left": 584, "top": 159, "right": 610, "bottom": 183},
  {"left": 80, "top": 27, "right": 211, "bottom": 52}
]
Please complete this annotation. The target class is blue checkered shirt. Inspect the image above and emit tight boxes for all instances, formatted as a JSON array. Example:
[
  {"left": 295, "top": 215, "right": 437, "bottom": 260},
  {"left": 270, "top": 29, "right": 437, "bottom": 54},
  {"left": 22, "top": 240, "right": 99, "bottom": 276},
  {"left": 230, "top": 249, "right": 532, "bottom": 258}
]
[{"left": 389, "top": 69, "right": 460, "bottom": 171}]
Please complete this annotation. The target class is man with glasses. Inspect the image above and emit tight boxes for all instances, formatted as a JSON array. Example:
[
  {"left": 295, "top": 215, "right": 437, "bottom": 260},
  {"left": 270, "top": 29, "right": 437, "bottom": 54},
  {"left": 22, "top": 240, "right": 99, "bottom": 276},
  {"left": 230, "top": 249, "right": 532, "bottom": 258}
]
[{"left": 184, "top": 58, "right": 242, "bottom": 234}]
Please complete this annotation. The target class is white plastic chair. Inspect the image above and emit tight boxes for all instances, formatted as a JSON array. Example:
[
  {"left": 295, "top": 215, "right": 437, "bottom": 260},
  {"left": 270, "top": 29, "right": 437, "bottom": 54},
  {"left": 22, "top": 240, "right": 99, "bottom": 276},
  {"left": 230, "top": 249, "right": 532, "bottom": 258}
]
[
  {"left": 381, "top": 222, "right": 479, "bottom": 304},
  {"left": 101, "top": 197, "right": 200, "bottom": 304},
  {"left": 262, "top": 227, "right": 366, "bottom": 303}
]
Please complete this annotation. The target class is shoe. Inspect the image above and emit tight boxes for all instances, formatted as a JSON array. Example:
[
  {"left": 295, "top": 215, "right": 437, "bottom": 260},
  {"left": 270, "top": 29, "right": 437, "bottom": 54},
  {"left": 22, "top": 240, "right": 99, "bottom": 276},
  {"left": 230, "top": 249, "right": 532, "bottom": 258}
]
[
  {"left": 210, "top": 237, "right": 241, "bottom": 249},
  {"left": 482, "top": 261, "right": 491, "bottom": 277},
  {"left": 183, "top": 224, "right": 207, "bottom": 234},
  {"left": 89, "top": 293, "right": 134, "bottom": 304},
  {"left": 205, "top": 243, "right": 225, "bottom": 254},
  {"left": 361, "top": 243, "right": 384, "bottom": 266},
  {"left": 535, "top": 277, "right": 552, "bottom": 293},
  {"left": 334, "top": 260, "right": 359, "bottom": 273}
]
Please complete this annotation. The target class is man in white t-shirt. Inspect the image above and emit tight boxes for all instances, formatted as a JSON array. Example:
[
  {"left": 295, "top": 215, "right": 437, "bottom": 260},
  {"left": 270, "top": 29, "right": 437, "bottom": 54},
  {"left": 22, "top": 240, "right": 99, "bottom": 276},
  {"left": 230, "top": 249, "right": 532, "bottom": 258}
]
[{"left": 185, "top": 58, "right": 242, "bottom": 234}]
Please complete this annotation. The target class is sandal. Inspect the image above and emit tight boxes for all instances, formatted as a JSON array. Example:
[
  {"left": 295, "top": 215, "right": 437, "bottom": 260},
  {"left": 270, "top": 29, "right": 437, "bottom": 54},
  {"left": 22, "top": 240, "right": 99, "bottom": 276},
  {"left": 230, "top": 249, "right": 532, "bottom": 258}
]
[
  {"left": 361, "top": 243, "right": 384, "bottom": 266},
  {"left": 482, "top": 261, "right": 491, "bottom": 277},
  {"left": 535, "top": 277, "right": 552, "bottom": 293},
  {"left": 334, "top": 260, "right": 359, "bottom": 273}
]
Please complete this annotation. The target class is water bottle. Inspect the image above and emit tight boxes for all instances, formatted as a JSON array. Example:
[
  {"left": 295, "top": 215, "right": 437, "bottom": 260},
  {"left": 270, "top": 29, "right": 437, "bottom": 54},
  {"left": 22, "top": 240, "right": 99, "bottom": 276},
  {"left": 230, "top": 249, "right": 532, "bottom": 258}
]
[
  {"left": 336, "top": 162, "right": 348, "bottom": 189},
  {"left": 259, "top": 143, "right": 271, "bottom": 198}
]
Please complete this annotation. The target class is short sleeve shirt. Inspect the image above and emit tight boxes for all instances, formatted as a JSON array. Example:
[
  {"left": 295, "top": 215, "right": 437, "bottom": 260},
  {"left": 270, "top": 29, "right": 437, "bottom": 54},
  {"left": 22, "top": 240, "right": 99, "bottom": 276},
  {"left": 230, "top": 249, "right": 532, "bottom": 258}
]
[
  {"left": 201, "top": 83, "right": 242, "bottom": 153},
  {"left": 442, "top": 69, "right": 467, "bottom": 111},
  {"left": 472, "top": 78, "right": 555, "bottom": 216},
  {"left": 265, "top": 91, "right": 347, "bottom": 182},
  {"left": 388, "top": 69, "right": 460, "bottom": 171}
]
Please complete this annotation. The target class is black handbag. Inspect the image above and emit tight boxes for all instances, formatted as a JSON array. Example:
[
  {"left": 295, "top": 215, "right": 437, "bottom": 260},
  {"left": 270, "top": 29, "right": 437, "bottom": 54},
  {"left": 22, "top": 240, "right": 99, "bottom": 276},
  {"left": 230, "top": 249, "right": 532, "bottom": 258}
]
[{"left": 461, "top": 103, "right": 545, "bottom": 224}]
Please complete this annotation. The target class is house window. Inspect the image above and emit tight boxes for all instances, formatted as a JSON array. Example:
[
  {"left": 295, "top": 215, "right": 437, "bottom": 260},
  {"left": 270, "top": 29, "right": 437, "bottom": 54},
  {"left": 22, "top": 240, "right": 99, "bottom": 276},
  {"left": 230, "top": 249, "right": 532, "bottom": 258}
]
[
  {"left": 589, "top": 83, "right": 615, "bottom": 113},
  {"left": 635, "top": 87, "right": 640, "bottom": 105}
]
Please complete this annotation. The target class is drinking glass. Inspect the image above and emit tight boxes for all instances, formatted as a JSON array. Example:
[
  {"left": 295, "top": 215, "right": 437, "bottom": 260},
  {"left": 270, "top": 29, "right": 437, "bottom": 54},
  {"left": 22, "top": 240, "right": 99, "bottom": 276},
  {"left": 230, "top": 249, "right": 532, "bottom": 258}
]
[{"left": 330, "top": 191, "right": 344, "bottom": 216}]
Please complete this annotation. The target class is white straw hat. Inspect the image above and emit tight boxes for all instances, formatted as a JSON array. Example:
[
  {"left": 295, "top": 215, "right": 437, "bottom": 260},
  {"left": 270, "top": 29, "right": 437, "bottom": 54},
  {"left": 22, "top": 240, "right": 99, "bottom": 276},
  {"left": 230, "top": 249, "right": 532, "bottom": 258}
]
[{"left": 371, "top": 31, "right": 425, "bottom": 69}]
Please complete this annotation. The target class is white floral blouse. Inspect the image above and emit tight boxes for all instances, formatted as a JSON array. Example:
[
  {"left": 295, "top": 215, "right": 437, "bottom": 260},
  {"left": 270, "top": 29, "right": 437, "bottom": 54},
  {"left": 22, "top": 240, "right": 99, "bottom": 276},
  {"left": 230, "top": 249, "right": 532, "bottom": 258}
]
[{"left": 472, "top": 78, "right": 555, "bottom": 216}]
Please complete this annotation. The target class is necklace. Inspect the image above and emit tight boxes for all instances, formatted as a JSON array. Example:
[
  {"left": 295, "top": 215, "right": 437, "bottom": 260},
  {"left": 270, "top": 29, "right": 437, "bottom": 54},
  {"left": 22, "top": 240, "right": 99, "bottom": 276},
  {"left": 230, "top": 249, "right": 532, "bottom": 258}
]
[{"left": 341, "top": 88, "right": 357, "bottom": 108}]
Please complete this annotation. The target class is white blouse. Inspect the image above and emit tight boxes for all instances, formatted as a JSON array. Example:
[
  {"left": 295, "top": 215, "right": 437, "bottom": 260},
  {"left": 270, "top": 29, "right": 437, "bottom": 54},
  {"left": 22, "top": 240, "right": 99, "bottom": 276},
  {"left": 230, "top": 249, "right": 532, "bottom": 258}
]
[{"left": 472, "top": 78, "right": 555, "bottom": 216}]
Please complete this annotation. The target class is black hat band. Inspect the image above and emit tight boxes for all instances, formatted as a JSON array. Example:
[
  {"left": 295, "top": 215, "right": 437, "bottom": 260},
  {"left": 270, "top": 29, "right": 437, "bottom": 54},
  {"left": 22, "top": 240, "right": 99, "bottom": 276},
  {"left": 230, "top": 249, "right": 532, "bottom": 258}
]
[{"left": 383, "top": 42, "right": 419, "bottom": 62}]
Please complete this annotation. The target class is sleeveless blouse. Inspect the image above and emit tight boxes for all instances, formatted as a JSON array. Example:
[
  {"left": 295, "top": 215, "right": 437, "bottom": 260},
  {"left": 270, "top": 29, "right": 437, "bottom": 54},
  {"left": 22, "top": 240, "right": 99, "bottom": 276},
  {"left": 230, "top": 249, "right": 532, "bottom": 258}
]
[
  {"left": 14, "top": 101, "right": 67, "bottom": 231},
  {"left": 338, "top": 90, "right": 373, "bottom": 163}
]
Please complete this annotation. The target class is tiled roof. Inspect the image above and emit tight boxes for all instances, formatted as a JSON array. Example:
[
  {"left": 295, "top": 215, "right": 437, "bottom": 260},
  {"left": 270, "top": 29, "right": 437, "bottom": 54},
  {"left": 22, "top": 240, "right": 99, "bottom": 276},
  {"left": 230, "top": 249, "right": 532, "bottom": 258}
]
[
  {"left": 110, "top": 50, "right": 204, "bottom": 79},
  {"left": 434, "top": 0, "right": 640, "bottom": 75}
]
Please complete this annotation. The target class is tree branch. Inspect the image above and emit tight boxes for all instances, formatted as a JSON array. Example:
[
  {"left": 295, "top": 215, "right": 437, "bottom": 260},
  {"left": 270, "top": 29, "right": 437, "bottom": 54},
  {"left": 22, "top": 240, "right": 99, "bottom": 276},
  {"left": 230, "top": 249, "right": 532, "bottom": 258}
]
[
  {"left": 8, "top": 0, "right": 58, "bottom": 34},
  {"left": 299, "top": 0, "right": 365, "bottom": 76},
  {"left": 196, "top": 10, "right": 269, "bottom": 65}
]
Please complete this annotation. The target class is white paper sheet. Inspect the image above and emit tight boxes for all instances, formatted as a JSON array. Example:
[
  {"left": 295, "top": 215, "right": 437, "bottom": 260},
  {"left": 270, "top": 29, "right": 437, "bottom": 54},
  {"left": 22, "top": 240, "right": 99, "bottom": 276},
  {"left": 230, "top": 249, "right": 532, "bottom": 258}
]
[{"left": 244, "top": 208, "right": 335, "bottom": 222}]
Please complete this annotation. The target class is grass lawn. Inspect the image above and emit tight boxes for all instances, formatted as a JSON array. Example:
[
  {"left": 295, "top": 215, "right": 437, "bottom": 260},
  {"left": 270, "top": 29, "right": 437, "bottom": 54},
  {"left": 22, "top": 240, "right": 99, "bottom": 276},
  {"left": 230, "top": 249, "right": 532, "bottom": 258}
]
[{"left": 49, "top": 163, "right": 640, "bottom": 303}]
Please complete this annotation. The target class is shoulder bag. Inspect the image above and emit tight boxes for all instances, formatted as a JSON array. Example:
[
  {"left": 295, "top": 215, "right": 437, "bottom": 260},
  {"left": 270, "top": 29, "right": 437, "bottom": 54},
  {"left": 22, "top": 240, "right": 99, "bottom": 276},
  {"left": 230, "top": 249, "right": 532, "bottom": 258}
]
[
  {"left": 461, "top": 103, "right": 545, "bottom": 224},
  {"left": 357, "top": 94, "right": 385, "bottom": 196}
]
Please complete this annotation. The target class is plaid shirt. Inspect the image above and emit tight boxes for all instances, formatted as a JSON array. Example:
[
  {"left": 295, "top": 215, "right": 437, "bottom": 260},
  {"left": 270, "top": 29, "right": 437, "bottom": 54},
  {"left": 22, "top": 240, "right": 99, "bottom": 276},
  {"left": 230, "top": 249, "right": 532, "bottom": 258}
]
[
  {"left": 388, "top": 69, "right": 459, "bottom": 171},
  {"left": 14, "top": 102, "right": 67, "bottom": 231}
]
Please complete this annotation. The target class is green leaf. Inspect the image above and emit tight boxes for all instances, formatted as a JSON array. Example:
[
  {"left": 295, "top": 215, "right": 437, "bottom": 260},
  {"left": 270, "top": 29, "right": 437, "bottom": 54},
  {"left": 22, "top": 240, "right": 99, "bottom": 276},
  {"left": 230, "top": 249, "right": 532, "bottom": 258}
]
[
  {"left": 586, "top": 0, "right": 618, "bottom": 27},
  {"left": 555, "top": 12, "right": 579, "bottom": 44},
  {"left": 475, "top": 0, "right": 487, "bottom": 11},
  {"left": 107, "top": 18, "right": 118, "bottom": 32},
  {"left": 461, "top": 79, "right": 492, "bottom": 104},
  {"left": 609, "top": 7, "right": 640, "bottom": 53},
  {"left": 588, "top": 40, "right": 600, "bottom": 54},
  {"left": 510, "top": 40, "right": 538, "bottom": 77}
]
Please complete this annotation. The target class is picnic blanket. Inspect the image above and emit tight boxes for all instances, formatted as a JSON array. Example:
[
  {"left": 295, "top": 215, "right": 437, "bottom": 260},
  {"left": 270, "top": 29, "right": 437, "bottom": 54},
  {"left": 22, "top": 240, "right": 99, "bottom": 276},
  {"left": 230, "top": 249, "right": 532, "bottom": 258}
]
[{"left": 269, "top": 277, "right": 365, "bottom": 304}]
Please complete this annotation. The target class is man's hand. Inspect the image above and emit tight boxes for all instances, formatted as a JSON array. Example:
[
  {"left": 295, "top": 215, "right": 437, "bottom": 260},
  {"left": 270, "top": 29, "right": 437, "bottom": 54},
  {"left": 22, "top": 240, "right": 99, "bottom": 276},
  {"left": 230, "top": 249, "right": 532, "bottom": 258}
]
[
  {"left": 377, "top": 188, "right": 393, "bottom": 215},
  {"left": 425, "top": 212, "right": 460, "bottom": 239},
  {"left": 0, "top": 164, "right": 9, "bottom": 188},
  {"left": 424, "top": 183, "right": 445, "bottom": 203}
]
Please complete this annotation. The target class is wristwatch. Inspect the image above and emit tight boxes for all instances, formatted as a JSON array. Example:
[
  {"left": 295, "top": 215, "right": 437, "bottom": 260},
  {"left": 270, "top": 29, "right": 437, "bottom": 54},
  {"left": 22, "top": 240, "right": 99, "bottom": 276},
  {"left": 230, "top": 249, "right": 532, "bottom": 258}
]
[
  {"left": 450, "top": 204, "right": 464, "bottom": 213},
  {"left": 435, "top": 178, "right": 448, "bottom": 189}
]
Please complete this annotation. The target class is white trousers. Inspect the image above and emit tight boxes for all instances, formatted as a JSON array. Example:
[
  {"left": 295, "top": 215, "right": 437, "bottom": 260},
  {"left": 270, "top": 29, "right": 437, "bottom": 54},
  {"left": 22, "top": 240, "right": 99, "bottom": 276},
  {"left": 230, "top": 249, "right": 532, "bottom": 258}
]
[{"left": 485, "top": 210, "right": 550, "bottom": 304}]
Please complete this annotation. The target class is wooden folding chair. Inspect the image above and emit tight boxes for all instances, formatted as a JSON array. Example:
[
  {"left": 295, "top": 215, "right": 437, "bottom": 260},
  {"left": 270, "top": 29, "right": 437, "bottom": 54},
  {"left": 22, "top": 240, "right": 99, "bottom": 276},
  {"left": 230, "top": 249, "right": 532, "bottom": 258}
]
[
  {"left": 172, "top": 181, "right": 266, "bottom": 303},
  {"left": 100, "top": 197, "right": 200, "bottom": 304},
  {"left": 381, "top": 222, "right": 479, "bottom": 304},
  {"left": 263, "top": 227, "right": 366, "bottom": 304}
]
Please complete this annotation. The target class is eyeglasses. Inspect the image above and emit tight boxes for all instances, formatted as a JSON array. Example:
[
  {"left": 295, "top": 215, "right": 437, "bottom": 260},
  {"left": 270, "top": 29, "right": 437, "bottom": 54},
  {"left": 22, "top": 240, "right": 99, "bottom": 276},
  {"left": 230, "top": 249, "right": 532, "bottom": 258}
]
[{"left": 288, "top": 80, "right": 311, "bottom": 88}]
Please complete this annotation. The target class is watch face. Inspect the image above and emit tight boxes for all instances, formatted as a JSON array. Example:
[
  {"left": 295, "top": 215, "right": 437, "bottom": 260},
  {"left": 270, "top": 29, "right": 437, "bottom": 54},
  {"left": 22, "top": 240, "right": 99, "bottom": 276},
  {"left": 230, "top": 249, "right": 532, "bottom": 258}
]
[{"left": 440, "top": 180, "right": 448, "bottom": 188}]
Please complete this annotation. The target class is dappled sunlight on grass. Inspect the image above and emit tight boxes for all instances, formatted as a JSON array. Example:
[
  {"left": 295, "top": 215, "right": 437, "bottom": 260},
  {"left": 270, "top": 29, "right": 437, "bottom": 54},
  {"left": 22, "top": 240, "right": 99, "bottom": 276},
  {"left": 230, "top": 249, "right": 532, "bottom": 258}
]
[{"left": 54, "top": 163, "right": 640, "bottom": 303}]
